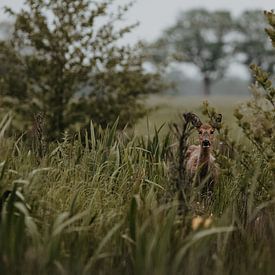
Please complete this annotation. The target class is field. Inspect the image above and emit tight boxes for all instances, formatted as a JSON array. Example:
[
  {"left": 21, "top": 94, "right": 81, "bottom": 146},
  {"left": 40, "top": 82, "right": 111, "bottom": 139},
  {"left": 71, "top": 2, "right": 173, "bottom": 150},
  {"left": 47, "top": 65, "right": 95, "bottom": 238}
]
[
  {"left": 135, "top": 95, "right": 248, "bottom": 135},
  {"left": 0, "top": 94, "right": 274, "bottom": 275}
]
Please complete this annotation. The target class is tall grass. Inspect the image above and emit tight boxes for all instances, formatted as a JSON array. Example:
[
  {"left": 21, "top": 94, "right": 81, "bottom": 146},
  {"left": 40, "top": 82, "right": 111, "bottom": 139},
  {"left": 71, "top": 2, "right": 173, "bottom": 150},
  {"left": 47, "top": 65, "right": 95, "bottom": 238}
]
[{"left": 0, "top": 109, "right": 274, "bottom": 275}]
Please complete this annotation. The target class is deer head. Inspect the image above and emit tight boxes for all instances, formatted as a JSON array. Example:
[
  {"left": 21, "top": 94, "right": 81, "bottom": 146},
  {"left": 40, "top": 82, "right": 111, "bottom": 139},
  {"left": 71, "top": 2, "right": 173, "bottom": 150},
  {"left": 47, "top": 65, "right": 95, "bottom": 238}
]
[{"left": 184, "top": 112, "right": 222, "bottom": 148}]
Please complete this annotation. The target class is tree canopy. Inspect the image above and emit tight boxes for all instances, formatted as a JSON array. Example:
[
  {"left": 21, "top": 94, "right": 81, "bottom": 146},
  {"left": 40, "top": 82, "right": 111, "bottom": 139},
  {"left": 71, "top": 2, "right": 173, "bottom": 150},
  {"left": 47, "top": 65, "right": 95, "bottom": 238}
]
[
  {"left": 1, "top": 0, "right": 163, "bottom": 140},
  {"left": 235, "top": 10, "right": 275, "bottom": 76},
  {"left": 149, "top": 9, "right": 233, "bottom": 96},
  {"left": 148, "top": 9, "right": 274, "bottom": 96}
]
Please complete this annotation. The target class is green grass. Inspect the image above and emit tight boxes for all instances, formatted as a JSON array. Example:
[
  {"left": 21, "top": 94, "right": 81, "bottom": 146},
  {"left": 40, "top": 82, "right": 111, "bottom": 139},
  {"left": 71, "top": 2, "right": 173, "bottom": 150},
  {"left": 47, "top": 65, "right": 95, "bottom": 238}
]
[
  {"left": 0, "top": 95, "right": 274, "bottom": 275},
  {"left": 135, "top": 95, "right": 248, "bottom": 136}
]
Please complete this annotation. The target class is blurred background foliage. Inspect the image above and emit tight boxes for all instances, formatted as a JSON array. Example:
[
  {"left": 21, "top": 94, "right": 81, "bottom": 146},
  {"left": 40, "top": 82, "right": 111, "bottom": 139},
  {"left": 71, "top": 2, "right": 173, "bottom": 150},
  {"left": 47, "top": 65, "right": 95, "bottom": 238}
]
[
  {"left": 148, "top": 9, "right": 275, "bottom": 96},
  {"left": 0, "top": 0, "right": 165, "bottom": 140},
  {"left": 0, "top": 2, "right": 274, "bottom": 140}
]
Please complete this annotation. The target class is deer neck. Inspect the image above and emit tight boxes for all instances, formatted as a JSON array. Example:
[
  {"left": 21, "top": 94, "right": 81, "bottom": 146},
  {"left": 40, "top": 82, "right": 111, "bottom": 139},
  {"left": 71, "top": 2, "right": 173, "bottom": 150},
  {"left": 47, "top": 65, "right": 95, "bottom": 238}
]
[
  {"left": 199, "top": 145, "right": 211, "bottom": 162},
  {"left": 198, "top": 145, "right": 211, "bottom": 176}
]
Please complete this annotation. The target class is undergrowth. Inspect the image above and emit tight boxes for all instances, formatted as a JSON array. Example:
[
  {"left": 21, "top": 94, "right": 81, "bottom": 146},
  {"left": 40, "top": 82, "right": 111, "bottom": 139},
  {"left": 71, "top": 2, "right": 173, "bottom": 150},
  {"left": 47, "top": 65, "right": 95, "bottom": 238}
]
[{"left": 0, "top": 97, "right": 274, "bottom": 275}]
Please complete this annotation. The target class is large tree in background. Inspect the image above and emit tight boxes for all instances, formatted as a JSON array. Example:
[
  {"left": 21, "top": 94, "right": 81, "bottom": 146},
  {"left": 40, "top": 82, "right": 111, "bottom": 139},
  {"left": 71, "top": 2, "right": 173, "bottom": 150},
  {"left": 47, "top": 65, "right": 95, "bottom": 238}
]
[
  {"left": 0, "top": 41, "right": 28, "bottom": 102},
  {"left": 235, "top": 10, "right": 275, "bottom": 76},
  {"left": 4, "top": 0, "right": 163, "bottom": 139},
  {"left": 0, "top": 22, "right": 29, "bottom": 129},
  {"left": 149, "top": 9, "right": 233, "bottom": 96}
]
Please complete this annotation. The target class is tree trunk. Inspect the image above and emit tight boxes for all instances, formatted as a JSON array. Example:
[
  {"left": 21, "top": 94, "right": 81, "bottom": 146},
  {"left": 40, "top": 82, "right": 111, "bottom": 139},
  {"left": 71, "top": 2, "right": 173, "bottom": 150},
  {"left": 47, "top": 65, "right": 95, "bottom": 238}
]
[
  {"left": 203, "top": 76, "right": 211, "bottom": 97},
  {"left": 55, "top": 93, "right": 64, "bottom": 137},
  {"left": 50, "top": 86, "right": 65, "bottom": 141}
]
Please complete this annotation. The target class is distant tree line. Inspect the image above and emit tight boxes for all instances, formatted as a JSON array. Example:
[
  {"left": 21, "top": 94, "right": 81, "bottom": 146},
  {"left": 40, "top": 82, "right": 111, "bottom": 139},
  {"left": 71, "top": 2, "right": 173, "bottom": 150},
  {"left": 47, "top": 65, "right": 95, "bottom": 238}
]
[
  {"left": 0, "top": 0, "right": 165, "bottom": 140},
  {"left": 0, "top": 5, "right": 274, "bottom": 141},
  {"left": 148, "top": 9, "right": 275, "bottom": 96}
]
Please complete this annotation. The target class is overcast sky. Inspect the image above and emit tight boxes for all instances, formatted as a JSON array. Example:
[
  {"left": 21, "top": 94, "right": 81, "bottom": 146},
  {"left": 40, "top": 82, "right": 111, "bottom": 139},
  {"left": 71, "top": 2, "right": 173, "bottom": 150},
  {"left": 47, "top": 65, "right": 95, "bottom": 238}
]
[
  {"left": 1, "top": 0, "right": 274, "bottom": 78},
  {"left": 1, "top": 0, "right": 274, "bottom": 43}
]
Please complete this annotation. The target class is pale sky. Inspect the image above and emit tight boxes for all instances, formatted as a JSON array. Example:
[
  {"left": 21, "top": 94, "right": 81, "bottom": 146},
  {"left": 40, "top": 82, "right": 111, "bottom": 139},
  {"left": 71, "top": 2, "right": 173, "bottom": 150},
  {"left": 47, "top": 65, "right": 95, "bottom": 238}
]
[
  {"left": 1, "top": 0, "right": 274, "bottom": 78},
  {"left": 1, "top": 0, "right": 274, "bottom": 43}
]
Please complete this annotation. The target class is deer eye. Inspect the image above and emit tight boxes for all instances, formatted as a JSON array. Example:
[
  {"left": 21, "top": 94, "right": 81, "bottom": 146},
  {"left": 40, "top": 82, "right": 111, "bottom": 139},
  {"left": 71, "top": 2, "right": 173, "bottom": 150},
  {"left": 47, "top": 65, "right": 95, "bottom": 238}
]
[
  {"left": 199, "top": 131, "right": 202, "bottom": 135},
  {"left": 210, "top": 130, "right": 214, "bottom": 134}
]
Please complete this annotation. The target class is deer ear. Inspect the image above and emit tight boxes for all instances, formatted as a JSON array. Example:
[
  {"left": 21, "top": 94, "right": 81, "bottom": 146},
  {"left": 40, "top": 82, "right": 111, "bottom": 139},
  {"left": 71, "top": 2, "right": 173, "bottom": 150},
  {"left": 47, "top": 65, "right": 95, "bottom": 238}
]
[
  {"left": 210, "top": 113, "right": 222, "bottom": 129},
  {"left": 183, "top": 112, "right": 202, "bottom": 128}
]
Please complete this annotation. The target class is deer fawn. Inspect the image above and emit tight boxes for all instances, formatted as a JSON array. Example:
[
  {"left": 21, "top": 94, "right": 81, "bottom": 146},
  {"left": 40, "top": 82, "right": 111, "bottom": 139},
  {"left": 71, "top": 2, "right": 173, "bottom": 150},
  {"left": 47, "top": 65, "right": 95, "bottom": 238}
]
[{"left": 184, "top": 112, "right": 222, "bottom": 195}]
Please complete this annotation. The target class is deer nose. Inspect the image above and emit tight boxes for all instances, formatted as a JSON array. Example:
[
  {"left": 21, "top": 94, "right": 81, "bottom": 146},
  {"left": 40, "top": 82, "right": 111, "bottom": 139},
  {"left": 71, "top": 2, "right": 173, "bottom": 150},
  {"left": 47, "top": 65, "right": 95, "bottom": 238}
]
[{"left": 202, "top": 140, "right": 210, "bottom": 147}]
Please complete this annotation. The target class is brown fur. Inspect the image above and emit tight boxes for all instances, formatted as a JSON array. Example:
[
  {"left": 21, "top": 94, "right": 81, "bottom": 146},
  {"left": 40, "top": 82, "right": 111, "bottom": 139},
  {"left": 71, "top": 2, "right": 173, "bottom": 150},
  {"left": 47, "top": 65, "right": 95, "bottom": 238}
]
[{"left": 185, "top": 122, "right": 219, "bottom": 193}]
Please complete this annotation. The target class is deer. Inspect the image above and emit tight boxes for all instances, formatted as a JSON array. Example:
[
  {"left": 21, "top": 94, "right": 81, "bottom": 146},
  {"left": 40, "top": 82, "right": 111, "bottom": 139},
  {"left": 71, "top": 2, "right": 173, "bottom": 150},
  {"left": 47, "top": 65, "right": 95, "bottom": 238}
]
[{"left": 184, "top": 112, "right": 222, "bottom": 195}]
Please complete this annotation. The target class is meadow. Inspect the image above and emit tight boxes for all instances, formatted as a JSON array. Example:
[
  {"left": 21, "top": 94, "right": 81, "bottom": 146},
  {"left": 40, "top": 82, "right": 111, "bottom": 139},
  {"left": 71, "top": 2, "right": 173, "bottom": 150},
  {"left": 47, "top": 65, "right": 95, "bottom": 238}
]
[
  {"left": 135, "top": 95, "right": 248, "bottom": 135},
  {"left": 0, "top": 93, "right": 274, "bottom": 275}
]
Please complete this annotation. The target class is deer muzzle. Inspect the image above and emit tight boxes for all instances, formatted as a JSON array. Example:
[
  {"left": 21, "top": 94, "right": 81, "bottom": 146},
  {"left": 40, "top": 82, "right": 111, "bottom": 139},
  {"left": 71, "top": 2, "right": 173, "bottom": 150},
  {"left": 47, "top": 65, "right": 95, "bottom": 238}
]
[{"left": 202, "top": 140, "right": 211, "bottom": 148}]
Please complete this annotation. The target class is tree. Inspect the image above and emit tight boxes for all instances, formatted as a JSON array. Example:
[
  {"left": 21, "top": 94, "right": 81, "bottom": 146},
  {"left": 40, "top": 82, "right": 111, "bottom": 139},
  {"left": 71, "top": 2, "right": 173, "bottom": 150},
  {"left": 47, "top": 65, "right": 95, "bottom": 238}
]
[
  {"left": 234, "top": 10, "right": 275, "bottom": 180},
  {"left": 235, "top": 10, "right": 275, "bottom": 77},
  {"left": 265, "top": 11, "right": 275, "bottom": 47},
  {"left": 0, "top": 22, "right": 29, "bottom": 129},
  {"left": 5, "top": 0, "right": 163, "bottom": 140},
  {"left": 149, "top": 9, "right": 233, "bottom": 96},
  {"left": 0, "top": 41, "right": 28, "bottom": 102},
  {"left": 0, "top": 22, "right": 23, "bottom": 98}
]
